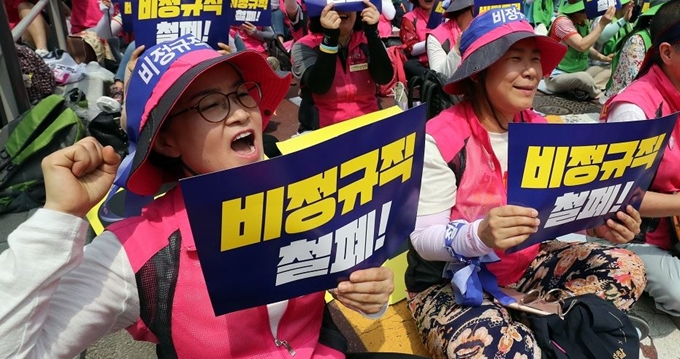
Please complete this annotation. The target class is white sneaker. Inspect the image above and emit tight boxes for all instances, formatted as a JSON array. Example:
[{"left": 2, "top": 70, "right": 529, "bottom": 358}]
[
  {"left": 35, "top": 48, "right": 49, "bottom": 57},
  {"left": 97, "top": 96, "right": 122, "bottom": 114}
]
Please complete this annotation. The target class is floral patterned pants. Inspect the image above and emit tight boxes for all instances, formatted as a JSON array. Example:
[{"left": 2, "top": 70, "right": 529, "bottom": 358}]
[{"left": 407, "top": 241, "right": 647, "bottom": 359}]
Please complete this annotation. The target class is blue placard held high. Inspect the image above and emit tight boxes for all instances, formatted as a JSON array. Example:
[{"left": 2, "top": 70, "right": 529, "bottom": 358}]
[
  {"left": 230, "top": 0, "right": 272, "bottom": 26},
  {"left": 305, "top": 0, "right": 382, "bottom": 18},
  {"left": 584, "top": 0, "right": 621, "bottom": 19},
  {"left": 475, "top": 0, "right": 523, "bottom": 15},
  {"left": 123, "top": 0, "right": 231, "bottom": 48}
]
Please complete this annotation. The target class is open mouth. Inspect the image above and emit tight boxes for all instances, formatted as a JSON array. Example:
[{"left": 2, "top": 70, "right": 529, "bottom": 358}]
[
  {"left": 339, "top": 14, "right": 350, "bottom": 20},
  {"left": 231, "top": 131, "right": 256, "bottom": 156}
]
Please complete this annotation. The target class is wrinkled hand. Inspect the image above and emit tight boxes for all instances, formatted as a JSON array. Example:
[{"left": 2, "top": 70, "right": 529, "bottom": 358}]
[
  {"left": 599, "top": 6, "right": 616, "bottom": 26},
  {"left": 320, "top": 3, "right": 341, "bottom": 30},
  {"left": 360, "top": 0, "right": 380, "bottom": 25},
  {"left": 42, "top": 137, "right": 121, "bottom": 218},
  {"left": 593, "top": 205, "right": 641, "bottom": 244},
  {"left": 332, "top": 267, "right": 393, "bottom": 315},
  {"left": 478, "top": 205, "right": 540, "bottom": 250},
  {"left": 216, "top": 42, "right": 232, "bottom": 55}
]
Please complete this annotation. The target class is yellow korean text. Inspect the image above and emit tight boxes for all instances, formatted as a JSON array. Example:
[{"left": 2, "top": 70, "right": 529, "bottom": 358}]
[
  {"left": 521, "top": 134, "right": 666, "bottom": 189},
  {"left": 230, "top": 0, "right": 268, "bottom": 10},
  {"left": 137, "top": 0, "right": 223, "bottom": 20},
  {"left": 478, "top": 3, "right": 521, "bottom": 13},
  {"left": 219, "top": 133, "right": 417, "bottom": 251}
]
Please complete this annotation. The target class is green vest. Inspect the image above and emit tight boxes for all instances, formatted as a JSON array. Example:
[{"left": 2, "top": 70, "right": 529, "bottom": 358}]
[
  {"left": 553, "top": 17, "right": 590, "bottom": 73},
  {"left": 606, "top": 29, "right": 652, "bottom": 90},
  {"left": 602, "top": 20, "right": 634, "bottom": 56},
  {"left": 532, "top": 0, "right": 554, "bottom": 28}
]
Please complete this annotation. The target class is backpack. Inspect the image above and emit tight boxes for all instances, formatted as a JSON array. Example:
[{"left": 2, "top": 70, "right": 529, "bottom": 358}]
[
  {"left": 0, "top": 95, "right": 85, "bottom": 214},
  {"left": 266, "top": 38, "right": 292, "bottom": 72},
  {"left": 377, "top": 45, "right": 408, "bottom": 97},
  {"left": 15, "top": 44, "right": 56, "bottom": 104},
  {"left": 526, "top": 294, "right": 639, "bottom": 359},
  {"left": 407, "top": 70, "right": 460, "bottom": 120}
]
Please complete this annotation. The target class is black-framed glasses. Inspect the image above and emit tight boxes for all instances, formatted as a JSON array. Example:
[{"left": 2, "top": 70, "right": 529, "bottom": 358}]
[{"left": 169, "top": 81, "right": 262, "bottom": 123}]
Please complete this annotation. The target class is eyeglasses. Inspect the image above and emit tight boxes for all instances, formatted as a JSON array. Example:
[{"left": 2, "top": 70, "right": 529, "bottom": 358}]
[{"left": 169, "top": 81, "right": 263, "bottom": 123}]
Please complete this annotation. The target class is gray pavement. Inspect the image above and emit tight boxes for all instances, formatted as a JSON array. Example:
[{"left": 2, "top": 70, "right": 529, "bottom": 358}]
[{"left": 84, "top": 331, "right": 155, "bottom": 359}]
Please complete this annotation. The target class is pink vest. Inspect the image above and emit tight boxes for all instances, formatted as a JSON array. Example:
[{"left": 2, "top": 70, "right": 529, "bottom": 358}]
[
  {"left": 427, "top": 20, "right": 461, "bottom": 54},
  {"left": 402, "top": 8, "right": 430, "bottom": 65},
  {"left": 70, "top": 0, "right": 104, "bottom": 34},
  {"left": 108, "top": 188, "right": 344, "bottom": 358},
  {"left": 427, "top": 101, "right": 546, "bottom": 286},
  {"left": 231, "top": 27, "right": 267, "bottom": 54},
  {"left": 602, "top": 65, "right": 680, "bottom": 250},
  {"left": 378, "top": 14, "right": 393, "bottom": 38},
  {"left": 297, "top": 32, "right": 379, "bottom": 128}
]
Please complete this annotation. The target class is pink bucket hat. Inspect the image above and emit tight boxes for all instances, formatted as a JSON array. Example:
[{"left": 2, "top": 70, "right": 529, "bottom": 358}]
[
  {"left": 444, "top": 7, "right": 567, "bottom": 95},
  {"left": 123, "top": 34, "right": 291, "bottom": 196}
]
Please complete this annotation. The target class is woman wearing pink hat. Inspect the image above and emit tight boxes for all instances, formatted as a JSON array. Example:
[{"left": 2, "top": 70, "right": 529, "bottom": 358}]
[
  {"left": 0, "top": 35, "right": 409, "bottom": 358},
  {"left": 602, "top": 0, "right": 680, "bottom": 329},
  {"left": 406, "top": 8, "right": 646, "bottom": 358}
]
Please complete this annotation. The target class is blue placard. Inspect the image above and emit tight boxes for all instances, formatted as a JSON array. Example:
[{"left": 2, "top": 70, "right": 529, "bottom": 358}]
[
  {"left": 115, "top": 0, "right": 135, "bottom": 33},
  {"left": 230, "top": 0, "right": 272, "bottom": 25},
  {"left": 475, "top": 0, "right": 523, "bottom": 15},
  {"left": 123, "top": 0, "right": 231, "bottom": 48},
  {"left": 427, "top": 0, "right": 446, "bottom": 29},
  {"left": 506, "top": 114, "right": 678, "bottom": 253},
  {"left": 305, "top": 0, "right": 382, "bottom": 18},
  {"left": 585, "top": 0, "right": 621, "bottom": 19},
  {"left": 179, "top": 106, "right": 426, "bottom": 316}
]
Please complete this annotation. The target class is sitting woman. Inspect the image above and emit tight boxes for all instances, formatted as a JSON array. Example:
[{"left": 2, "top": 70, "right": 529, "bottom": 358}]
[
  {"left": 602, "top": 0, "right": 680, "bottom": 329},
  {"left": 400, "top": 0, "right": 434, "bottom": 80},
  {"left": 604, "top": 0, "right": 665, "bottom": 98},
  {"left": 0, "top": 38, "right": 396, "bottom": 358},
  {"left": 426, "top": 0, "right": 474, "bottom": 78},
  {"left": 230, "top": 22, "right": 277, "bottom": 56},
  {"left": 406, "top": 8, "right": 647, "bottom": 358},
  {"left": 292, "top": 1, "right": 393, "bottom": 131}
]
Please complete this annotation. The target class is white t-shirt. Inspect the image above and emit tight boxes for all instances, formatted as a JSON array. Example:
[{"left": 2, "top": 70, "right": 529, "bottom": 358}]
[{"left": 606, "top": 102, "right": 647, "bottom": 123}]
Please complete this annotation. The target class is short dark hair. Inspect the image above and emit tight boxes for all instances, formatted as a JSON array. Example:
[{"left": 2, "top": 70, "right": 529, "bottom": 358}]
[
  {"left": 650, "top": 0, "right": 680, "bottom": 41},
  {"left": 444, "top": 7, "right": 472, "bottom": 19},
  {"left": 308, "top": 14, "right": 363, "bottom": 34},
  {"left": 637, "top": 0, "right": 680, "bottom": 75}
]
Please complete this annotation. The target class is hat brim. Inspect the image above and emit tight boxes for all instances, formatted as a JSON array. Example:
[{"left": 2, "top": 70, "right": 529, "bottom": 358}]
[
  {"left": 445, "top": 0, "right": 474, "bottom": 13},
  {"left": 560, "top": 1, "right": 585, "bottom": 14},
  {"left": 126, "top": 50, "right": 291, "bottom": 196},
  {"left": 640, "top": 3, "right": 664, "bottom": 17},
  {"left": 444, "top": 32, "right": 567, "bottom": 95}
]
